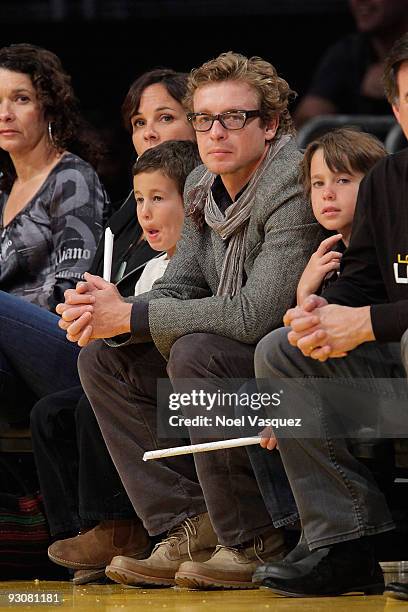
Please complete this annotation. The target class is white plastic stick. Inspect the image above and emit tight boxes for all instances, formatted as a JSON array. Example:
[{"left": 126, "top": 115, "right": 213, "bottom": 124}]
[
  {"left": 103, "top": 227, "right": 114, "bottom": 282},
  {"left": 143, "top": 437, "right": 260, "bottom": 461}
]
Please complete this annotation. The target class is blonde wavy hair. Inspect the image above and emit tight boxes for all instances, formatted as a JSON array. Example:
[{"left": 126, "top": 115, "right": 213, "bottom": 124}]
[{"left": 184, "top": 51, "right": 296, "bottom": 138}]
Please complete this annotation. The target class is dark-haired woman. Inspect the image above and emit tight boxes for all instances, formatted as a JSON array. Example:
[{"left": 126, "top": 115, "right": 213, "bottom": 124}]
[
  {"left": 0, "top": 43, "right": 109, "bottom": 422},
  {"left": 88, "top": 67, "right": 195, "bottom": 294}
]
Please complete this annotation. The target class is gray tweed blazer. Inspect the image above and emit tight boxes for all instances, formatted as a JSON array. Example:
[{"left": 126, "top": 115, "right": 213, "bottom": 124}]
[{"left": 121, "top": 137, "right": 324, "bottom": 359}]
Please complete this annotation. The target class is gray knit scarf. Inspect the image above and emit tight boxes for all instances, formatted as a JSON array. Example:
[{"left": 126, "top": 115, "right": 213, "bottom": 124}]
[{"left": 193, "top": 135, "right": 290, "bottom": 296}]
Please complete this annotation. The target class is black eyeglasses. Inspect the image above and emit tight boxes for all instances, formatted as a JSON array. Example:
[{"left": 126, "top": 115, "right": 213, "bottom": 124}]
[{"left": 187, "top": 110, "right": 261, "bottom": 132}]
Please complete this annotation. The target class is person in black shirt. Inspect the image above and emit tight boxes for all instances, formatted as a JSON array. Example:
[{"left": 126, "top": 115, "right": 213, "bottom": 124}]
[
  {"left": 296, "top": 128, "right": 386, "bottom": 305},
  {"left": 294, "top": 0, "right": 408, "bottom": 127},
  {"left": 254, "top": 32, "right": 408, "bottom": 598}
]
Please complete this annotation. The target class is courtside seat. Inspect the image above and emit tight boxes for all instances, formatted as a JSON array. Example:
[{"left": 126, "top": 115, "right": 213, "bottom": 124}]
[
  {"left": 385, "top": 123, "right": 408, "bottom": 153},
  {"left": 395, "top": 439, "right": 408, "bottom": 470},
  {"left": 297, "top": 114, "right": 396, "bottom": 149},
  {"left": 351, "top": 438, "right": 408, "bottom": 469},
  {"left": 0, "top": 423, "right": 32, "bottom": 453}
]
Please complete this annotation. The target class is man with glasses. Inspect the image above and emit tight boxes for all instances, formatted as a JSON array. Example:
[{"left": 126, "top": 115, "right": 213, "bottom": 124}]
[
  {"left": 189, "top": 109, "right": 261, "bottom": 130},
  {"left": 56, "top": 52, "right": 323, "bottom": 589}
]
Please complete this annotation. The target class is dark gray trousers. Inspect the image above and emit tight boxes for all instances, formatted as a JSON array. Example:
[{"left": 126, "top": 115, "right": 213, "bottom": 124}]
[
  {"left": 78, "top": 333, "right": 276, "bottom": 545},
  {"left": 255, "top": 327, "right": 408, "bottom": 550}
]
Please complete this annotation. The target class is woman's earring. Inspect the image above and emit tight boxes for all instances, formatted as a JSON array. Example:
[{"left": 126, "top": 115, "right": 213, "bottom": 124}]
[{"left": 48, "top": 122, "right": 55, "bottom": 147}]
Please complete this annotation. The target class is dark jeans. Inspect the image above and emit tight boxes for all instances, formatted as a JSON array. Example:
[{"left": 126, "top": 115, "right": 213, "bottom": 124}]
[
  {"left": 234, "top": 380, "right": 298, "bottom": 528},
  {"left": 0, "top": 291, "right": 80, "bottom": 423},
  {"left": 244, "top": 435, "right": 298, "bottom": 527},
  {"left": 78, "top": 333, "right": 294, "bottom": 545},
  {"left": 254, "top": 326, "right": 408, "bottom": 550},
  {"left": 30, "top": 386, "right": 135, "bottom": 537}
]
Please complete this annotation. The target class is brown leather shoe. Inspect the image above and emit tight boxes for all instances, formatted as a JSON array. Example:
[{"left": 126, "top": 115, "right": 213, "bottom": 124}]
[
  {"left": 175, "top": 527, "right": 286, "bottom": 589},
  {"left": 106, "top": 512, "right": 217, "bottom": 587},
  {"left": 48, "top": 519, "right": 151, "bottom": 570}
]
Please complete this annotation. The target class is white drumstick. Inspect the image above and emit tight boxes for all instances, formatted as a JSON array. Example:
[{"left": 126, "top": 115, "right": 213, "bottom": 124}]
[
  {"left": 103, "top": 227, "right": 114, "bottom": 282},
  {"left": 143, "top": 437, "right": 260, "bottom": 461}
]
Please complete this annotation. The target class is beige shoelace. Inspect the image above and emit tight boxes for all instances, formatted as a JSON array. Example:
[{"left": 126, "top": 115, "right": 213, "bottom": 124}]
[
  {"left": 153, "top": 517, "right": 198, "bottom": 561},
  {"left": 212, "top": 535, "right": 265, "bottom": 563}
]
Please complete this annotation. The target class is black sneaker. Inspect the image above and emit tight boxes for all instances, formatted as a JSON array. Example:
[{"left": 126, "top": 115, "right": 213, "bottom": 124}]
[
  {"left": 259, "top": 538, "right": 384, "bottom": 597},
  {"left": 384, "top": 582, "right": 408, "bottom": 601}
]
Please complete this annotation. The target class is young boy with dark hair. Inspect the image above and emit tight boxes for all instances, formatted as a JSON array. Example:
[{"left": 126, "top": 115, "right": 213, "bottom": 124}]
[{"left": 47, "top": 139, "right": 202, "bottom": 583}]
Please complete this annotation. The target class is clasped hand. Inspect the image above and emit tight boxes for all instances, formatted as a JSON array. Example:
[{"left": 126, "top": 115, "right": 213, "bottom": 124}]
[
  {"left": 56, "top": 272, "right": 131, "bottom": 347},
  {"left": 284, "top": 295, "right": 372, "bottom": 362}
]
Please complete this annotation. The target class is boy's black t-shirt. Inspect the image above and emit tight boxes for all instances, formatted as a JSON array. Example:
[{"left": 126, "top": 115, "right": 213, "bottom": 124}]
[
  {"left": 323, "top": 148, "right": 408, "bottom": 342},
  {"left": 320, "top": 239, "right": 345, "bottom": 294}
]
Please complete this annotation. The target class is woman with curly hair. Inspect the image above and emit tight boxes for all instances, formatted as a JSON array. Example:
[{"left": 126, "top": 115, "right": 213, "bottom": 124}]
[{"left": 0, "top": 43, "right": 109, "bottom": 423}]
